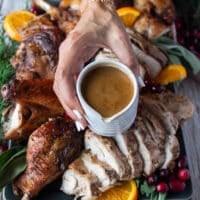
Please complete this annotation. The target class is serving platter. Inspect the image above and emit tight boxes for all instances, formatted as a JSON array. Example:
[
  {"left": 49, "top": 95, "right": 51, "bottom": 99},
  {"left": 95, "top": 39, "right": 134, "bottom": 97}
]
[{"left": 0, "top": 0, "right": 193, "bottom": 199}]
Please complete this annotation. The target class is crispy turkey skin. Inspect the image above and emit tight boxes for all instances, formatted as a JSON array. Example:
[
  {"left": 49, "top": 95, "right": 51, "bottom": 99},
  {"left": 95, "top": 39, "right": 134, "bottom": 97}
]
[{"left": 13, "top": 117, "right": 84, "bottom": 199}]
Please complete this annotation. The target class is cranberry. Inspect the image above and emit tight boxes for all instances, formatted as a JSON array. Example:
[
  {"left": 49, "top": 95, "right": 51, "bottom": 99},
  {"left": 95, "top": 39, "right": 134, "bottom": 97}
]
[
  {"left": 169, "top": 179, "right": 186, "bottom": 192},
  {"left": 156, "top": 182, "right": 169, "bottom": 193},
  {"left": 147, "top": 174, "right": 158, "bottom": 185},
  {"left": 142, "top": 79, "right": 165, "bottom": 93},
  {"left": 151, "top": 84, "right": 163, "bottom": 93},
  {"left": 178, "top": 168, "right": 190, "bottom": 181},
  {"left": 177, "top": 155, "right": 187, "bottom": 169},
  {"left": 30, "top": 5, "right": 45, "bottom": 15},
  {"left": 158, "top": 169, "right": 170, "bottom": 181},
  {"left": 144, "top": 78, "right": 153, "bottom": 86},
  {"left": 0, "top": 144, "right": 8, "bottom": 154},
  {"left": 169, "top": 173, "right": 177, "bottom": 181}
]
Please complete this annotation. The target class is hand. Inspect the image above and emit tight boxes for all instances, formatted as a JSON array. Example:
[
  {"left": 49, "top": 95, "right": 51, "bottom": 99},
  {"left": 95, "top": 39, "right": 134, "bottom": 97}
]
[{"left": 53, "top": 0, "right": 139, "bottom": 130}]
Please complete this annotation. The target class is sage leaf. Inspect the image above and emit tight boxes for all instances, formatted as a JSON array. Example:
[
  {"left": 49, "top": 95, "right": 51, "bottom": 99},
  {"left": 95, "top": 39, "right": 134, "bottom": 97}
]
[
  {"left": 0, "top": 154, "right": 26, "bottom": 190},
  {"left": 158, "top": 192, "right": 167, "bottom": 200},
  {"left": 0, "top": 147, "right": 24, "bottom": 168},
  {"left": 168, "top": 54, "right": 182, "bottom": 64},
  {"left": 153, "top": 36, "right": 200, "bottom": 74},
  {"left": 151, "top": 192, "right": 158, "bottom": 200},
  {"left": 0, "top": 147, "right": 27, "bottom": 190}
]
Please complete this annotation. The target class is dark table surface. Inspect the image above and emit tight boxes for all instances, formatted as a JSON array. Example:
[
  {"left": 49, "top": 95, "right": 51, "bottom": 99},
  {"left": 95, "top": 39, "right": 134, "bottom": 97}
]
[{"left": 0, "top": 0, "right": 200, "bottom": 199}]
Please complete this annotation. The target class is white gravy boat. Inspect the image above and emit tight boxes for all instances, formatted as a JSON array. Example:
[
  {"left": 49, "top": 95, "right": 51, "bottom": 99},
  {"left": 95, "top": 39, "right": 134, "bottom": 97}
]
[{"left": 76, "top": 60, "right": 139, "bottom": 137}]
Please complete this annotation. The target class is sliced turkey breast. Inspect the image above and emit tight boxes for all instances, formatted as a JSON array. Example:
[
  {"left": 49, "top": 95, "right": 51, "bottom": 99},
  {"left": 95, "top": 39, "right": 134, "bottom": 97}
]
[
  {"left": 134, "top": 119, "right": 162, "bottom": 175},
  {"left": 141, "top": 118, "right": 166, "bottom": 165},
  {"left": 62, "top": 158, "right": 101, "bottom": 200},
  {"left": 114, "top": 130, "right": 143, "bottom": 178},
  {"left": 81, "top": 151, "right": 118, "bottom": 191},
  {"left": 127, "top": 29, "right": 168, "bottom": 67},
  {"left": 140, "top": 97, "right": 179, "bottom": 135},
  {"left": 142, "top": 91, "right": 194, "bottom": 123},
  {"left": 85, "top": 129, "right": 131, "bottom": 180},
  {"left": 139, "top": 105, "right": 167, "bottom": 144},
  {"left": 131, "top": 41, "right": 162, "bottom": 77},
  {"left": 162, "top": 135, "right": 180, "bottom": 169}
]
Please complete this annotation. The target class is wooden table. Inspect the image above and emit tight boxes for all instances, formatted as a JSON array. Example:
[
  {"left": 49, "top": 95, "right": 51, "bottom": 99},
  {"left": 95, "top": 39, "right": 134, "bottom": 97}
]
[{"left": 1, "top": 0, "right": 200, "bottom": 199}]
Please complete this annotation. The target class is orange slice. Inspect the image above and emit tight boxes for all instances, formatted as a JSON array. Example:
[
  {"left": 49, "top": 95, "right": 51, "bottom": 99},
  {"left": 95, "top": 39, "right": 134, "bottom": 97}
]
[
  {"left": 155, "top": 64, "right": 187, "bottom": 85},
  {"left": 117, "top": 7, "right": 141, "bottom": 27},
  {"left": 97, "top": 180, "right": 138, "bottom": 200},
  {"left": 3, "top": 11, "right": 36, "bottom": 42}
]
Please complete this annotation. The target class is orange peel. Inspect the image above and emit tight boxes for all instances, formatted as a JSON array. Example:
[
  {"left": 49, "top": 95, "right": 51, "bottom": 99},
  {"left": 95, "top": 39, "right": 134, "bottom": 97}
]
[
  {"left": 117, "top": 7, "right": 141, "bottom": 27},
  {"left": 3, "top": 11, "right": 36, "bottom": 42},
  {"left": 97, "top": 180, "right": 138, "bottom": 200},
  {"left": 155, "top": 64, "right": 187, "bottom": 85}
]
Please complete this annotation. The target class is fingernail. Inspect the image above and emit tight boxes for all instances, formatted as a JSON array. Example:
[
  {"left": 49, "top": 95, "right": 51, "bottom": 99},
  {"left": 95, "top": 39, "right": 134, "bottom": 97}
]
[
  {"left": 75, "top": 121, "right": 81, "bottom": 132},
  {"left": 78, "top": 121, "right": 85, "bottom": 131},
  {"left": 137, "top": 76, "right": 145, "bottom": 88},
  {"left": 75, "top": 121, "right": 85, "bottom": 132},
  {"left": 73, "top": 110, "right": 83, "bottom": 120}
]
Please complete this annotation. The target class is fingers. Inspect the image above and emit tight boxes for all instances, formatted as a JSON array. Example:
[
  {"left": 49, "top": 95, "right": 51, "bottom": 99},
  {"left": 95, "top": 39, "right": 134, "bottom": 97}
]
[
  {"left": 53, "top": 67, "right": 88, "bottom": 130},
  {"left": 55, "top": 35, "right": 88, "bottom": 130},
  {"left": 54, "top": 30, "right": 100, "bottom": 131}
]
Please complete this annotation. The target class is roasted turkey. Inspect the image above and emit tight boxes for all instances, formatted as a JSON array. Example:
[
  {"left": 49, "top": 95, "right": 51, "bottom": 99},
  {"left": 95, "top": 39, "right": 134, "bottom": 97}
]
[
  {"left": 134, "top": 0, "right": 176, "bottom": 25},
  {"left": 13, "top": 117, "right": 84, "bottom": 199},
  {"left": 61, "top": 92, "right": 194, "bottom": 200},
  {"left": 10, "top": 15, "right": 64, "bottom": 80},
  {"left": 1, "top": 79, "right": 64, "bottom": 140},
  {"left": 95, "top": 29, "right": 168, "bottom": 78},
  {"left": 133, "top": 0, "right": 176, "bottom": 39},
  {"left": 10, "top": 0, "right": 81, "bottom": 81},
  {"left": 0, "top": 1, "right": 194, "bottom": 199},
  {"left": 2, "top": 102, "right": 62, "bottom": 140}
]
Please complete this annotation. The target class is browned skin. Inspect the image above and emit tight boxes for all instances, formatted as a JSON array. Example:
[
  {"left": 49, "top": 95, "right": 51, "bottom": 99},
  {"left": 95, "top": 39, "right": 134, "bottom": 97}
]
[
  {"left": 59, "top": 0, "right": 133, "bottom": 9},
  {"left": 134, "top": 0, "right": 175, "bottom": 25},
  {"left": 3, "top": 102, "right": 63, "bottom": 141},
  {"left": 133, "top": 13, "right": 170, "bottom": 39},
  {"left": 1, "top": 79, "right": 64, "bottom": 115},
  {"left": 13, "top": 117, "right": 84, "bottom": 198},
  {"left": 10, "top": 15, "right": 64, "bottom": 80},
  {"left": 1, "top": 79, "right": 65, "bottom": 141},
  {"left": 55, "top": 7, "right": 80, "bottom": 33},
  {"left": 142, "top": 91, "right": 194, "bottom": 123}
]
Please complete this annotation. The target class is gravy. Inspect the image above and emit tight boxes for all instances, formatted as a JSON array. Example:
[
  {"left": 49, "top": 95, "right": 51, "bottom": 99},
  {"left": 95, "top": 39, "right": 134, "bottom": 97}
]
[{"left": 81, "top": 66, "right": 134, "bottom": 118}]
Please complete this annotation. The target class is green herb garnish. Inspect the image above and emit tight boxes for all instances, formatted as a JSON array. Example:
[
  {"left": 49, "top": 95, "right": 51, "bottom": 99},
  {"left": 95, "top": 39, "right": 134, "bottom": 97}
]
[
  {"left": 0, "top": 18, "right": 18, "bottom": 139},
  {"left": 153, "top": 36, "right": 200, "bottom": 74},
  {"left": 137, "top": 179, "right": 167, "bottom": 200},
  {"left": 0, "top": 147, "right": 26, "bottom": 191}
]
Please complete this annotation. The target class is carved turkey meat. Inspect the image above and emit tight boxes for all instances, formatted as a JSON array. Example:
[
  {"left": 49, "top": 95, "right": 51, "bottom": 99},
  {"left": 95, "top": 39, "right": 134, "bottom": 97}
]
[{"left": 61, "top": 92, "right": 194, "bottom": 200}]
